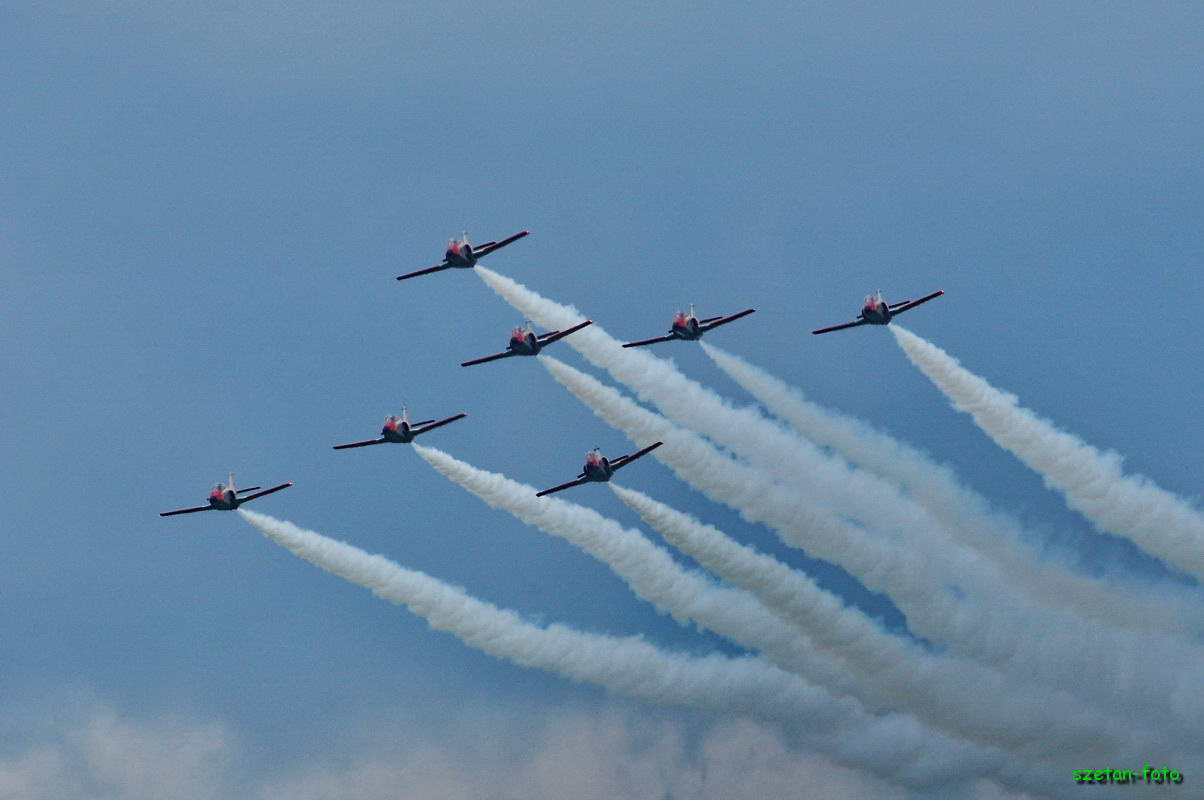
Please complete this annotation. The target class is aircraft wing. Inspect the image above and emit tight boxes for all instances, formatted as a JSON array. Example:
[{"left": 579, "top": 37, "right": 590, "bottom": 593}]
[
  {"left": 235, "top": 486, "right": 262, "bottom": 494},
  {"left": 887, "top": 290, "right": 944, "bottom": 316},
  {"left": 159, "top": 505, "right": 212, "bottom": 517},
  {"left": 333, "top": 437, "right": 387, "bottom": 450},
  {"left": 396, "top": 262, "right": 451, "bottom": 281},
  {"left": 461, "top": 350, "right": 518, "bottom": 367},
  {"left": 699, "top": 308, "right": 756, "bottom": 332},
  {"left": 535, "top": 476, "right": 590, "bottom": 497},
  {"left": 471, "top": 230, "right": 529, "bottom": 258},
  {"left": 539, "top": 319, "right": 593, "bottom": 346},
  {"left": 412, "top": 413, "right": 468, "bottom": 435},
  {"left": 610, "top": 441, "right": 664, "bottom": 471},
  {"left": 811, "top": 319, "right": 867, "bottom": 335},
  {"left": 621, "top": 334, "right": 677, "bottom": 348},
  {"left": 238, "top": 483, "right": 294, "bottom": 503}
]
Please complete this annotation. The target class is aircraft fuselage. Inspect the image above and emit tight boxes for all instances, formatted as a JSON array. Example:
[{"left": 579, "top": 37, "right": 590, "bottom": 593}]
[
  {"left": 670, "top": 317, "right": 703, "bottom": 340},
  {"left": 860, "top": 298, "right": 892, "bottom": 325},
  {"left": 380, "top": 418, "right": 416, "bottom": 443},
  {"left": 207, "top": 488, "right": 239, "bottom": 510},
  {"left": 507, "top": 331, "right": 542, "bottom": 356},
  {"left": 445, "top": 243, "right": 476, "bottom": 268},
  {"left": 582, "top": 456, "right": 615, "bottom": 482}
]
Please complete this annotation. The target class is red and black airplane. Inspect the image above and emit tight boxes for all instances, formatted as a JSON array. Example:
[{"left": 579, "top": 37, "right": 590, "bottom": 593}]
[
  {"left": 811, "top": 289, "right": 944, "bottom": 335},
  {"left": 396, "top": 230, "right": 529, "bottom": 281},
  {"left": 535, "top": 442, "right": 664, "bottom": 497},
  {"left": 333, "top": 407, "right": 467, "bottom": 450},
  {"left": 622, "top": 305, "right": 755, "bottom": 348},
  {"left": 461, "top": 320, "right": 593, "bottom": 367},
  {"left": 160, "top": 473, "right": 293, "bottom": 517}
]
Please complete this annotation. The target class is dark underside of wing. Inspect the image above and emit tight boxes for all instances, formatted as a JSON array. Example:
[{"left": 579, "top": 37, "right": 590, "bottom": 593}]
[
  {"left": 611, "top": 441, "right": 663, "bottom": 471},
  {"left": 888, "top": 290, "right": 944, "bottom": 316},
  {"left": 472, "top": 230, "right": 529, "bottom": 258},
  {"left": 333, "top": 438, "right": 386, "bottom": 450},
  {"left": 396, "top": 262, "right": 451, "bottom": 281},
  {"left": 811, "top": 319, "right": 867, "bottom": 335},
  {"left": 621, "top": 334, "right": 676, "bottom": 348},
  {"left": 539, "top": 319, "right": 592, "bottom": 346},
  {"left": 461, "top": 350, "right": 516, "bottom": 367},
  {"left": 412, "top": 413, "right": 468, "bottom": 435},
  {"left": 700, "top": 308, "right": 756, "bottom": 332},
  {"left": 535, "top": 476, "right": 588, "bottom": 497},
  {"left": 159, "top": 505, "right": 212, "bottom": 517},
  {"left": 239, "top": 483, "right": 293, "bottom": 502}
]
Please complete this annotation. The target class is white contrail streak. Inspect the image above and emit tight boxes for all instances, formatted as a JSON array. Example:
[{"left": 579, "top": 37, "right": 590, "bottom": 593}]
[
  {"left": 411, "top": 444, "right": 858, "bottom": 698},
  {"left": 890, "top": 325, "right": 1204, "bottom": 584},
  {"left": 474, "top": 265, "right": 931, "bottom": 541},
  {"left": 608, "top": 483, "right": 1161, "bottom": 767},
  {"left": 700, "top": 341, "right": 1204, "bottom": 637},
  {"left": 237, "top": 508, "right": 1034, "bottom": 792},
  {"left": 540, "top": 355, "right": 1204, "bottom": 743},
  {"left": 413, "top": 444, "right": 1130, "bottom": 765}
]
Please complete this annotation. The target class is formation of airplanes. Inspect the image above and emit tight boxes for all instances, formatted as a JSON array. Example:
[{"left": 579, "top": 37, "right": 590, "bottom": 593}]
[{"left": 162, "top": 230, "right": 942, "bottom": 515}]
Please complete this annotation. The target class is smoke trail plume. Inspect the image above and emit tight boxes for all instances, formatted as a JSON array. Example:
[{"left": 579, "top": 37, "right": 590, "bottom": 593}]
[
  {"left": 474, "top": 265, "right": 932, "bottom": 540},
  {"left": 540, "top": 355, "right": 1204, "bottom": 742},
  {"left": 701, "top": 341, "right": 1203, "bottom": 636},
  {"left": 414, "top": 444, "right": 1141, "bottom": 764},
  {"left": 237, "top": 508, "right": 1033, "bottom": 791},
  {"left": 411, "top": 444, "right": 864, "bottom": 697},
  {"left": 890, "top": 325, "right": 1204, "bottom": 584},
  {"left": 608, "top": 484, "right": 1161, "bottom": 766}
]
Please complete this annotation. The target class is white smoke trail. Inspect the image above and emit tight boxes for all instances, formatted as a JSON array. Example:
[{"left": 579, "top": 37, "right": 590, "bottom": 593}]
[
  {"left": 890, "top": 325, "right": 1204, "bottom": 584},
  {"left": 608, "top": 483, "right": 1164, "bottom": 766},
  {"left": 237, "top": 508, "right": 1038, "bottom": 792},
  {"left": 411, "top": 444, "right": 861, "bottom": 695},
  {"left": 701, "top": 341, "right": 1204, "bottom": 637},
  {"left": 540, "top": 355, "right": 1204, "bottom": 743},
  {"left": 413, "top": 444, "right": 1132, "bottom": 765},
  {"left": 474, "top": 265, "right": 934, "bottom": 543}
]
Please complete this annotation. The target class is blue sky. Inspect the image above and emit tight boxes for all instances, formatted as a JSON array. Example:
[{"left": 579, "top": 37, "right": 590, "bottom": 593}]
[{"left": 2, "top": 3, "right": 1201, "bottom": 797}]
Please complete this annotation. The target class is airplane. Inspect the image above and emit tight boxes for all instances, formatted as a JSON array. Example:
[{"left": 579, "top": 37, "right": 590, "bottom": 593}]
[
  {"left": 333, "top": 407, "right": 468, "bottom": 449},
  {"left": 535, "top": 441, "right": 664, "bottom": 497},
  {"left": 160, "top": 473, "right": 293, "bottom": 517},
  {"left": 461, "top": 320, "right": 593, "bottom": 367},
  {"left": 811, "top": 289, "right": 944, "bottom": 335},
  {"left": 622, "top": 304, "right": 756, "bottom": 348},
  {"left": 396, "top": 230, "right": 530, "bottom": 281}
]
